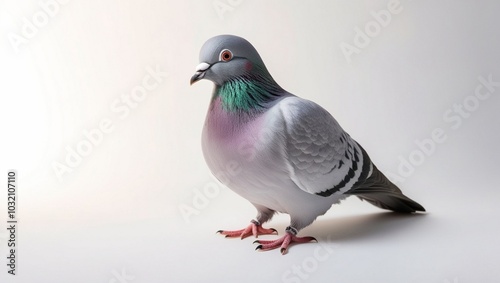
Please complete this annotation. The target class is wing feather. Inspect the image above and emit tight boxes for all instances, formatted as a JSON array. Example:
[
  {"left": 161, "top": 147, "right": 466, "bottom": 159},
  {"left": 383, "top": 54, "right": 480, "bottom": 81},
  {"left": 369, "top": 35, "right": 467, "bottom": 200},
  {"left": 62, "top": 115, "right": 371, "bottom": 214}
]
[{"left": 279, "top": 97, "right": 369, "bottom": 196}]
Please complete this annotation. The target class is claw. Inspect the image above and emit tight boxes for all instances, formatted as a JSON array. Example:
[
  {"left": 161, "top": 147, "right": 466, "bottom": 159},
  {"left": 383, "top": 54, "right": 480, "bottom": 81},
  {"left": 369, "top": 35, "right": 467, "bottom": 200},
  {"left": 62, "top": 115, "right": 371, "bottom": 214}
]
[
  {"left": 253, "top": 231, "right": 316, "bottom": 254},
  {"left": 217, "top": 221, "right": 277, "bottom": 239},
  {"left": 255, "top": 245, "right": 263, "bottom": 251}
]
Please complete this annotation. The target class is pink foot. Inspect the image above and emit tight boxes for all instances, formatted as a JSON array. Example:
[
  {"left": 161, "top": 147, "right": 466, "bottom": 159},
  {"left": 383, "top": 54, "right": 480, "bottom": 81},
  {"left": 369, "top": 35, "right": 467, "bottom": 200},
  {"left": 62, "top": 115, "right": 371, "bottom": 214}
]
[
  {"left": 217, "top": 220, "right": 278, "bottom": 240},
  {"left": 254, "top": 227, "right": 316, "bottom": 255}
]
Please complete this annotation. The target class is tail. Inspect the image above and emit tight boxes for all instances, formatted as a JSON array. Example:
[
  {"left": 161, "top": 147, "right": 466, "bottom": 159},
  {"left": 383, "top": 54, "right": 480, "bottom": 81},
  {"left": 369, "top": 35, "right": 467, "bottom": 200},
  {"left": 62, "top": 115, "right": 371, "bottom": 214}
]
[{"left": 347, "top": 165, "right": 425, "bottom": 213}]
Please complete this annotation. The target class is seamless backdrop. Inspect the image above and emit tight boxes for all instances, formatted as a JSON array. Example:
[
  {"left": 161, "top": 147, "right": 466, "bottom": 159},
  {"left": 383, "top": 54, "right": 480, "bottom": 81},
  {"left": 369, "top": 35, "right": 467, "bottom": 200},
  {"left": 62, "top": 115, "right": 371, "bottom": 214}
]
[{"left": 1, "top": 1, "right": 500, "bottom": 282}]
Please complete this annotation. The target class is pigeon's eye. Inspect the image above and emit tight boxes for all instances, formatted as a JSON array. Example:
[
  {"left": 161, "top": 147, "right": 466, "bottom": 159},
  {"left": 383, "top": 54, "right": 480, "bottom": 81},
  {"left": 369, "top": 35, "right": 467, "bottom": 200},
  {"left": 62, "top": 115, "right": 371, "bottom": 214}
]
[{"left": 219, "top": 49, "right": 233, "bottom": 62}]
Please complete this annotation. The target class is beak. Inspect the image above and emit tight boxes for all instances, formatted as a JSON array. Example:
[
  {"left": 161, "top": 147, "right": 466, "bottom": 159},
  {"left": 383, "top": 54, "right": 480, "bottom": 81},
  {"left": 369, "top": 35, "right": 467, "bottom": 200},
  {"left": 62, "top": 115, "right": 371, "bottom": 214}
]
[{"left": 190, "top": 62, "right": 211, "bottom": 85}]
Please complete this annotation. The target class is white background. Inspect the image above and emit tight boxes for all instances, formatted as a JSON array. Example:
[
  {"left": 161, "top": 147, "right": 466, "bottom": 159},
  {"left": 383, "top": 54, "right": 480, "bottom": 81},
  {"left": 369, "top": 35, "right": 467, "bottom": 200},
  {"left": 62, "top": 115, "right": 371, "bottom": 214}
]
[{"left": 1, "top": 0, "right": 500, "bottom": 282}]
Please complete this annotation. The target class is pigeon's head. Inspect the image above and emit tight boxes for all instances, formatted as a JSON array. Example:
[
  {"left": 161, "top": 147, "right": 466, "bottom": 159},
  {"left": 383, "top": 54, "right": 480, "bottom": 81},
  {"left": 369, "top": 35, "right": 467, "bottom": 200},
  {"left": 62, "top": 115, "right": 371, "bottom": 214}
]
[{"left": 190, "top": 35, "right": 270, "bottom": 86}]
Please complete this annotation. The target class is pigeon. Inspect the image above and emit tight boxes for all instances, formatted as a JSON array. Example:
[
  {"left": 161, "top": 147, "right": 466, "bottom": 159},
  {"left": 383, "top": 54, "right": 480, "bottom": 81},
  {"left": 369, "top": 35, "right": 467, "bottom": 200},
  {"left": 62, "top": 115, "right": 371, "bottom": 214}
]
[{"left": 190, "top": 35, "right": 425, "bottom": 254}]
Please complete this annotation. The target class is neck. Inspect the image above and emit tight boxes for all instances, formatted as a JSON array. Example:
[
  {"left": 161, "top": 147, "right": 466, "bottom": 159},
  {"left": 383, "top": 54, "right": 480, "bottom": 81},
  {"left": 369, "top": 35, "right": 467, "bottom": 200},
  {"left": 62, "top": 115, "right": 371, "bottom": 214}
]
[{"left": 213, "top": 71, "right": 284, "bottom": 113}]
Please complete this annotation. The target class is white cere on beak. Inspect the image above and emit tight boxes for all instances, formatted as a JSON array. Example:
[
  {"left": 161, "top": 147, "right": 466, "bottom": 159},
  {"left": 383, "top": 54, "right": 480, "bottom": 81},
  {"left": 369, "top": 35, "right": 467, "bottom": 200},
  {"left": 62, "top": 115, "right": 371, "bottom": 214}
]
[
  {"left": 190, "top": 62, "right": 212, "bottom": 85},
  {"left": 195, "top": 62, "right": 211, "bottom": 74}
]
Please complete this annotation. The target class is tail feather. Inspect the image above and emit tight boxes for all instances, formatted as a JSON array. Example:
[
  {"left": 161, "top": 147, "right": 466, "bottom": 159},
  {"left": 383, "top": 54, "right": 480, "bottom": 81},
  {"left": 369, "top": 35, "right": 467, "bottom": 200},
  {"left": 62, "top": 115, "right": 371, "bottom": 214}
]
[
  {"left": 347, "top": 165, "right": 425, "bottom": 213},
  {"left": 356, "top": 193, "right": 425, "bottom": 213}
]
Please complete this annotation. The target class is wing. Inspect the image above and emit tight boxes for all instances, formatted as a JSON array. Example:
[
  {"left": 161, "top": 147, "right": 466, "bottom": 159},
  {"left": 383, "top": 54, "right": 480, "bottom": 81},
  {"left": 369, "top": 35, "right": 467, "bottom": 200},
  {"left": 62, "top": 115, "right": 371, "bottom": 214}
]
[{"left": 279, "top": 96, "right": 372, "bottom": 197}]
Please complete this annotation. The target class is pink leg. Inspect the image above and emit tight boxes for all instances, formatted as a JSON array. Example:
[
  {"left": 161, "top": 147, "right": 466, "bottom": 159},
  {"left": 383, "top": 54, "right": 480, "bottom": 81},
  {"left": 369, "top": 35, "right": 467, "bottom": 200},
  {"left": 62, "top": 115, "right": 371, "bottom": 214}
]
[
  {"left": 254, "top": 226, "right": 316, "bottom": 255},
  {"left": 217, "top": 220, "right": 278, "bottom": 240}
]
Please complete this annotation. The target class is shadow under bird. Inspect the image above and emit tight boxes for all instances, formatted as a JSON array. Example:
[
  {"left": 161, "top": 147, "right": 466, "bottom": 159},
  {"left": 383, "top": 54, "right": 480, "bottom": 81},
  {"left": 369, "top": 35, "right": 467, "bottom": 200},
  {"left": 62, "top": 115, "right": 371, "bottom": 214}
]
[{"left": 190, "top": 34, "right": 425, "bottom": 254}]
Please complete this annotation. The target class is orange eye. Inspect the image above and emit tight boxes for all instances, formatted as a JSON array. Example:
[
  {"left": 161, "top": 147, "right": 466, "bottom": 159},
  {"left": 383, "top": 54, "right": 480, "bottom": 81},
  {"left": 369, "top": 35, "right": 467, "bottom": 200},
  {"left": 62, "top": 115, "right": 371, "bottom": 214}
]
[{"left": 219, "top": 49, "right": 233, "bottom": 62}]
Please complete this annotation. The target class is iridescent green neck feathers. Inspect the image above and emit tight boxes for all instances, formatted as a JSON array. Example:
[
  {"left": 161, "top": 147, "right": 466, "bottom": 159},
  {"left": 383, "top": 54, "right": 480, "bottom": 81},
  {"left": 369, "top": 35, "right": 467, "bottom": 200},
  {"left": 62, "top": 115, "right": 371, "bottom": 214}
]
[{"left": 215, "top": 73, "right": 283, "bottom": 112}]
